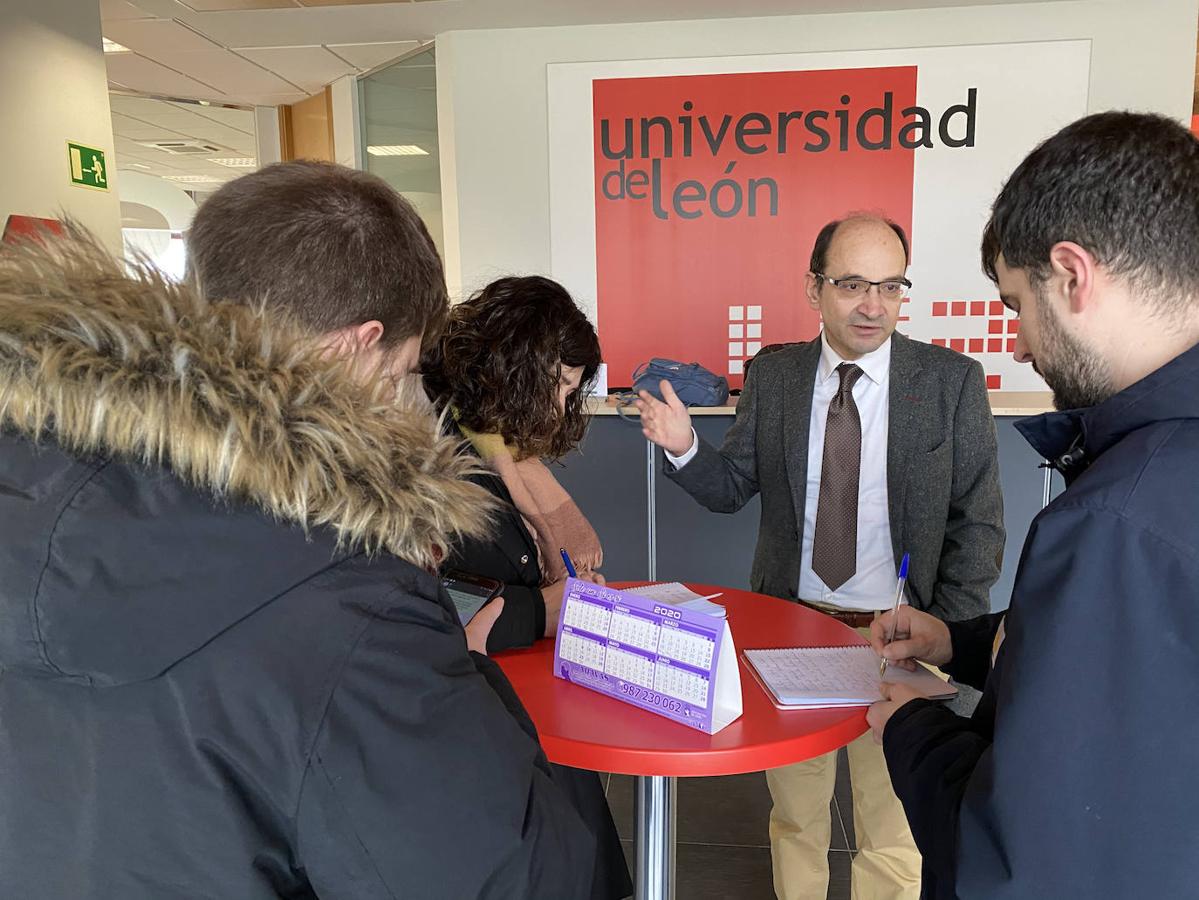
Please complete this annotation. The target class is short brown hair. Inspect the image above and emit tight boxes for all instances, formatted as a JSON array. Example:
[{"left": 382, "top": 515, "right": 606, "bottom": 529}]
[
  {"left": 186, "top": 161, "right": 447, "bottom": 346},
  {"left": 423, "top": 276, "right": 602, "bottom": 460},
  {"left": 981, "top": 112, "right": 1199, "bottom": 315}
]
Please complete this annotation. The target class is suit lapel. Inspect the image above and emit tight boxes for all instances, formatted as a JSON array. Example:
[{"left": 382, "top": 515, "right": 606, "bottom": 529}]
[
  {"left": 783, "top": 339, "right": 822, "bottom": 534},
  {"left": 886, "top": 333, "right": 925, "bottom": 558}
]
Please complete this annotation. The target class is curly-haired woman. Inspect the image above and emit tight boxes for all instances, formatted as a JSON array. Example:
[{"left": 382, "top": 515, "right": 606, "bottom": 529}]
[
  {"left": 423, "top": 274, "right": 607, "bottom": 652},
  {"left": 424, "top": 275, "right": 631, "bottom": 900}
]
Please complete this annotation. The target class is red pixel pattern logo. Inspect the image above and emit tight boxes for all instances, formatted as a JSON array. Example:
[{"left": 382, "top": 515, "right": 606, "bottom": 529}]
[{"left": 930, "top": 299, "right": 1017, "bottom": 389}]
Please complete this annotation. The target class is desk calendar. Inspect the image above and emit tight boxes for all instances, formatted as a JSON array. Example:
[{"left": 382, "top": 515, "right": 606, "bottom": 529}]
[{"left": 552, "top": 579, "right": 742, "bottom": 734}]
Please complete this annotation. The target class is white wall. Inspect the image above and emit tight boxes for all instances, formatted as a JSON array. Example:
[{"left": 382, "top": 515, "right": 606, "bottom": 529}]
[
  {"left": 330, "top": 75, "right": 364, "bottom": 170},
  {"left": 254, "top": 106, "right": 283, "bottom": 168},
  {"left": 1, "top": 0, "right": 122, "bottom": 252},
  {"left": 117, "top": 171, "right": 197, "bottom": 281},
  {"left": 117, "top": 171, "right": 198, "bottom": 232},
  {"left": 436, "top": 0, "right": 1199, "bottom": 300}
]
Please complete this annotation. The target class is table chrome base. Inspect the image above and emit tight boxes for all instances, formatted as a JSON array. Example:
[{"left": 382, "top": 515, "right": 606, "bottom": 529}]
[{"left": 634, "top": 774, "right": 677, "bottom": 900}]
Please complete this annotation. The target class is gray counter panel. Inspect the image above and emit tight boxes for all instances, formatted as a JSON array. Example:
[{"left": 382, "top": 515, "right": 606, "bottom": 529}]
[{"left": 553, "top": 416, "right": 649, "bottom": 580}]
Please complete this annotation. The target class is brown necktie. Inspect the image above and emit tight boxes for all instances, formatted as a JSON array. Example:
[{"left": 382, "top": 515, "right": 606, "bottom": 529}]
[{"left": 811, "top": 363, "right": 864, "bottom": 591}]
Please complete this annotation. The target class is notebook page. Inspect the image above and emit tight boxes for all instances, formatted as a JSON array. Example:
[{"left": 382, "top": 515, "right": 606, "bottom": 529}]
[
  {"left": 745, "top": 647, "right": 879, "bottom": 704},
  {"left": 744, "top": 646, "right": 955, "bottom": 706}
]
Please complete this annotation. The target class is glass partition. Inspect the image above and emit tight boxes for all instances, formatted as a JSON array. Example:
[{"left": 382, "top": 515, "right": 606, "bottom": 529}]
[{"left": 360, "top": 45, "right": 443, "bottom": 255}]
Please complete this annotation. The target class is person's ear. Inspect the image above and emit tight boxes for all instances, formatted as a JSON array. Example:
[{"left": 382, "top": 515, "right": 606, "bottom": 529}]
[
  {"left": 350, "top": 320, "right": 385, "bottom": 352},
  {"left": 322, "top": 320, "right": 385, "bottom": 357},
  {"left": 1047, "top": 242, "right": 1098, "bottom": 316},
  {"left": 804, "top": 272, "right": 823, "bottom": 311}
]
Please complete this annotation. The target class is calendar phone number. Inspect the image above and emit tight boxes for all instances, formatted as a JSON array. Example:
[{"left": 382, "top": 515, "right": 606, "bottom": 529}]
[{"left": 619, "top": 683, "right": 685, "bottom": 713}]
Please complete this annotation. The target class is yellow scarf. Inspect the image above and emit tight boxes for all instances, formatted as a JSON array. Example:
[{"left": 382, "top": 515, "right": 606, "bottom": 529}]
[{"left": 457, "top": 420, "right": 603, "bottom": 585}]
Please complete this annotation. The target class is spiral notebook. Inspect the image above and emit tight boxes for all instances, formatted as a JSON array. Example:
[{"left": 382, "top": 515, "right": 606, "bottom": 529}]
[{"left": 743, "top": 646, "right": 957, "bottom": 709}]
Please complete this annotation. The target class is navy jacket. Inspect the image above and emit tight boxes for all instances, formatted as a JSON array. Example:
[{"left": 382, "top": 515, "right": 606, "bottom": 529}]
[{"left": 883, "top": 343, "right": 1199, "bottom": 898}]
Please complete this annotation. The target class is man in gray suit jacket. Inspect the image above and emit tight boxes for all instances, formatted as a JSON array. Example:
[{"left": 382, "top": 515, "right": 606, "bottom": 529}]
[{"left": 636, "top": 214, "right": 1004, "bottom": 900}]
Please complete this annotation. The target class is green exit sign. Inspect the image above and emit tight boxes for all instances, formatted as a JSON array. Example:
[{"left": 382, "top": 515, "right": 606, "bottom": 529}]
[{"left": 68, "top": 142, "right": 109, "bottom": 191}]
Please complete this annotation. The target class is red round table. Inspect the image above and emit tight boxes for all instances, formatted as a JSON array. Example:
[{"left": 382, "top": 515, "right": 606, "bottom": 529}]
[{"left": 495, "top": 583, "right": 869, "bottom": 900}]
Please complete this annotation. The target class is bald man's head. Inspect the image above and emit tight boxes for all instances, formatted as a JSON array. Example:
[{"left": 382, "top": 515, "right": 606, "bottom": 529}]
[
  {"left": 805, "top": 214, "right": 911, "bottom": 360},
  {"left": 809, "top": 214, "right": 910, "bottom": 276}
]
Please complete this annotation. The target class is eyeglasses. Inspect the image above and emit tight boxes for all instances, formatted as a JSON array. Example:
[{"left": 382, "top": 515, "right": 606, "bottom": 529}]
[{"left": 814, "top": 272, "right": 912, "bottom": 299}]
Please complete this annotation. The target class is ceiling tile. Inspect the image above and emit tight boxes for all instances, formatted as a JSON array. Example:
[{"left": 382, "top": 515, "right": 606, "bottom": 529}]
[
  {"left": 121, "top": 151, "right": 191, "bottom": 171},
  {"left": 237, "top": 45, "right": 356, "bottom": 92},
  {"left": 110, "top": 94, "right": 195, "bottom": 118},
  {"left": 116, "top": 125, "right": 194, "bottom": 140},
  {"left": 105, "top": 52, "right": 226, "bottom": 100},
  {"left": 154, "top": 49, "right": 300, "bottom": 95},
  {"left": 119, "top": 107, "right": 212, "bottom": 130},
  {"left": 185, "top": 122, "right": 256, "bottom": 151},
  {"left": 104, "top": 18, "right": 223, "bottom": 54},
  {"left": 228, "top": 90, "right": 309, "bottom": 107},
  {"left": 181, "top": 104, "right": 256, "bottom": 132},
  {"left": 176, "top": 0, "right": 297, "bottom": 9},
  {"left": 112, "top": 147, "right": 157, "bottom": 162},
  {"left": 100, "top": 0, "right": 157, "bottom": 21},
  {"left": 111, "top": 110, "right": 154, "bottom": 130},
  {"left": 326, "top": 41, "right": 420, "bottom": 71},
  {"left": 220, "top": 138, "right": 257, "bottom": 155},
  {"left": 298, "top": 0, "right": 413, "bottom": 5},
  {"left": 111, "top": 111, "right": 191, "bottom": 137}
]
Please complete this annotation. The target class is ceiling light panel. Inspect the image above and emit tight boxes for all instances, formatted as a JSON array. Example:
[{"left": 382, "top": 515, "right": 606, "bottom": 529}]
[{"left": 367, "top": 145, "right": 428, "bottom": 156}]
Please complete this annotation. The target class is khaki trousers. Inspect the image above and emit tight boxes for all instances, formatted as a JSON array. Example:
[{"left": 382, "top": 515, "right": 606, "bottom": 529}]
[{"left": 765, "top": 625, "right": 922, "bottom": 900}]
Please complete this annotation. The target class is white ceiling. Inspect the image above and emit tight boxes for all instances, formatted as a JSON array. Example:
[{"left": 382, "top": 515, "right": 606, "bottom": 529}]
[
  {"left": 102, "top": 0, "right": 1052, "bottom": 108},
  {"left": 101, "top": 0, "right": 425, "bottom": 106},
  {"left": 110, "top": 94, "right": 256, "bottom": 193},
  {"left": 101, "top": 0, "right": 1061, "bottom": 193}
]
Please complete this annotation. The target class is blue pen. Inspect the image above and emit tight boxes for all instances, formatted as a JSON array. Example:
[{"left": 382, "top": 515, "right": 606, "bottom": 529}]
[
  {"left": 879, "top": 553, "right": 911, "bottom": 678},
  {"left": 560, "top": 547, "right": 578, "bottom": 578}
]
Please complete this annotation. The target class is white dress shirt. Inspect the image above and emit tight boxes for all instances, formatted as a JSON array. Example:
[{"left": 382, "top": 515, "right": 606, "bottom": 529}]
[
  {"left": 667, "top": 333, "right": 897, "bottom": 610},
  {"left": 799, "top": 334, "right": 896, "bottom": 609}
]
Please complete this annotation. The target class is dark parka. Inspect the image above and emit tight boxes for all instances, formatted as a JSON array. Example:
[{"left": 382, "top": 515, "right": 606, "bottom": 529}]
[{"left": 0, "top": 237, "right": 593, "bottom": 899}]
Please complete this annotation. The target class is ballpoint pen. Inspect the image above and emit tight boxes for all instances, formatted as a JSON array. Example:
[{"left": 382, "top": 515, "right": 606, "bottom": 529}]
[
  {"left": 880, "top": 553, "right": 910, "bottom": 679},
  {"left": 559, "top": 547, "right": 578, "bottom": 578}
]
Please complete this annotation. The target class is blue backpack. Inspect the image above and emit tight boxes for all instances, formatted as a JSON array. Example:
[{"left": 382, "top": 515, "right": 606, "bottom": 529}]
[{"left": 631, "top": 358, "right": 730, "bottom": 407}]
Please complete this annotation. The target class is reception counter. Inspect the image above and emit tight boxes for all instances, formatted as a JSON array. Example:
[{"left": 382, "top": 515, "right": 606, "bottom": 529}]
[{"left": 585, "top": 391, "right": 1054, "bottom": 418}]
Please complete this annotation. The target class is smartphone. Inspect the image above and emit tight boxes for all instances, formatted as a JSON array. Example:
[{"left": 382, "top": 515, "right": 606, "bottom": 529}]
[{"left": 441, "top": 570, "right": 503, "bottom": 626}]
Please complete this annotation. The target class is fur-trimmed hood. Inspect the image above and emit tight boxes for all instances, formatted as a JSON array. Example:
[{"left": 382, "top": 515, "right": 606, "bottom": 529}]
[{"left": 0, "top": 231, "right": 495, "bottom": 570}]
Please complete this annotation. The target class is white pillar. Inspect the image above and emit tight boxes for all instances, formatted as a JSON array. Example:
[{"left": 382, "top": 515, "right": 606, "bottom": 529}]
[
  {"left": 254, "top": 106, "right": 283, "bottom": 168},
  {"left": 434, "top": 36, "right": 462, "bottom": 301},
  {"left": 1, "top": 0, "right": 121, "bottom": 253},
  {"left": 330, "top": 75, "right": 363, "bottom": 170}
]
